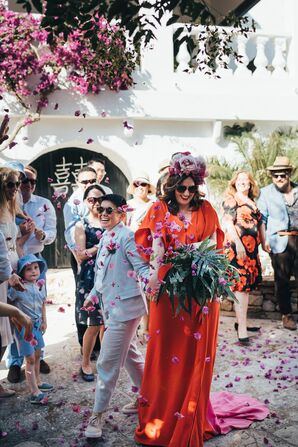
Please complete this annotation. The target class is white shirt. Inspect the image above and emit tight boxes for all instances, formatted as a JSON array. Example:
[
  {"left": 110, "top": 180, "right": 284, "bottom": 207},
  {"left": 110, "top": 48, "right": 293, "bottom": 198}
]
[{"left": 23, "top": 194, "right": 57, "bottom": 255}]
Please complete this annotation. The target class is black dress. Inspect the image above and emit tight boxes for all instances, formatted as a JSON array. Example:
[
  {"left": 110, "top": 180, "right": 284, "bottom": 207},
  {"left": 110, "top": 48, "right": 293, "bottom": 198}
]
[{"left": 76, "top": 219, "right": 104, "bottom": 327}]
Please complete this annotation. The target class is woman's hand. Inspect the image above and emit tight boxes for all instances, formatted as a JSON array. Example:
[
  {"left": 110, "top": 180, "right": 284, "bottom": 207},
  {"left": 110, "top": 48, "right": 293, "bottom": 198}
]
[
  {"left": 11, "top": 309, "right": 33, "bottom": 338},
  {"left": 235, "top": 241, "right": 246, "bottom": 260},
  {"left": 8, "top": 273, "right": 25, "bottom": 291}
]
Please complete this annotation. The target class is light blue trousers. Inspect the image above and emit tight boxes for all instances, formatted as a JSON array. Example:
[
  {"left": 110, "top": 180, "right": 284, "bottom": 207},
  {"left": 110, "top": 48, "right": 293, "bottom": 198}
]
[{"left": 93, "top": 316, "right": 144, "bottom": 413}]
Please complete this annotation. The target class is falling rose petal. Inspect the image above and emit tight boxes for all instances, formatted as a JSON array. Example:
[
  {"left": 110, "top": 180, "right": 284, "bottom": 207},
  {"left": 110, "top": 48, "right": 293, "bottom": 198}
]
[
  {"left": 205, "top": 356, "right": 211, "bottom": 363},
  {"left": 9, "top": 141, "right": 17, "bottom": 149},
  {"left": 101, "top": 111, "right": 107, "bottom": 117},
  {"left": 73, "top": 199, "right": 81, "bottom": 205},
  {"left": 78, "top": 127, "right": 83, "bottom": 132},
  {"left": 105, "top": 177, "right": 110, "bottom": 184},
  {"left": 74, "top": 110, "right": 81, "bottom": 116},
  {"left": 72, "top": 404, "right": 81, "bottom": 413},
  {"left": 91, "top": 295, "right": 99, "bottom": 304},
  {"left": 202, "top": 306, "right": 209, "bottom": 315},
  {"left": 174, "top": 412, "right": 184, "bottom": 419},
  {"left": 37, "top": 279, "right": 46, "bottom": 289},
  {"left": 58, "top": 306, "right": 65, "bottom": 313},
  {"left": 54, "top": 103, "right": 59, "bottom": 110},
  {"left": 0, "top": 431, "right": 8, "bottom": 438},
  {"left": 48, "top": 178, "right": 53, "bottom": 183},
  {"left": 131, "top": 385, "right": 139, "bottom": 393},
  {"left": 194, "top": 332, "right": 201, "bottom": 340},
  {"left": 82, "top": 113, "right": 86, "bottom": 118},
  {"left": 171, "top": 356, "right": 180, "bottom": 365},
  {"left": 30, "top": 338, "right": 38, "bottom": 347},
  {"left": 96, "top": 230, "right": 103, "bottom": 240},
  {"left": 127, "top": 270, "right": 136, "bottom": 279},
  {"left": 45, "top": 299, "right": 53, "bottom": 304},
  {"left": 87, "top": 138, "right": 93, "bottom": 144}
]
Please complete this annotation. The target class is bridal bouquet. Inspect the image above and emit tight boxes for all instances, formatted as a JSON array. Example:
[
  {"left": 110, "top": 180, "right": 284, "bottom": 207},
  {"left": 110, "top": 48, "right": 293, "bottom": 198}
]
[{"left": 157, "top": 239, "right": 239, "bottom": 315}]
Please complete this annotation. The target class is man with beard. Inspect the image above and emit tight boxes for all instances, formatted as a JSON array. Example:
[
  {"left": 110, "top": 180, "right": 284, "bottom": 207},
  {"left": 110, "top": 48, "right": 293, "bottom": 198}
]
[{"left": 258, "top": 157, "right": 298, "bottom": 330}]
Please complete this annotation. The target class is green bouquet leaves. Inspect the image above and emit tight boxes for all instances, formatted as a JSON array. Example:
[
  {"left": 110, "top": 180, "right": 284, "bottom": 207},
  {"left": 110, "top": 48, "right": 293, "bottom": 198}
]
[{"left": 157, "top": 239, "right": 239, "bottom": 316}]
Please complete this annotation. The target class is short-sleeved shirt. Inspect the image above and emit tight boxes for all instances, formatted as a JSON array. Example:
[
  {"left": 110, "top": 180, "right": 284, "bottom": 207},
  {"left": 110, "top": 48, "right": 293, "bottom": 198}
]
[{"left": 9, "top": 282, "right": 46, "bottom": 322}]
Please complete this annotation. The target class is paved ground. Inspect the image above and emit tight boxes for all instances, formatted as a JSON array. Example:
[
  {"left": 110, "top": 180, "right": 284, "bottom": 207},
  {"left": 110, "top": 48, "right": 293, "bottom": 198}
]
[{"left": 0, "top": 280, "right": 297, "bottom": 447}]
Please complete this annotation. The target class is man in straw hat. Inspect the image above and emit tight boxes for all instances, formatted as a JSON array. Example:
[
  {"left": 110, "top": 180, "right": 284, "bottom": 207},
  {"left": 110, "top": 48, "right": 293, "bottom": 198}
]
[{"left": 258, "top": 156, "right": 298, "bottom": 330}]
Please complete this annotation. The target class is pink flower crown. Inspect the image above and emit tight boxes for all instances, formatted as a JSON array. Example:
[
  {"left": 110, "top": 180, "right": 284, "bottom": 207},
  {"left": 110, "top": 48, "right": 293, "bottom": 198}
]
[{"left": 168, "top": 152, "right": 208, "bottom": 185}]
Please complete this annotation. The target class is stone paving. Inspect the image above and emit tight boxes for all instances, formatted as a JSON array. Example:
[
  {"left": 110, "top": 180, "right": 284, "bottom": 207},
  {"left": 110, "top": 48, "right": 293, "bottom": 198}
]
[{"left": 0, "top": 273, "right": 297, "bottom": 447}]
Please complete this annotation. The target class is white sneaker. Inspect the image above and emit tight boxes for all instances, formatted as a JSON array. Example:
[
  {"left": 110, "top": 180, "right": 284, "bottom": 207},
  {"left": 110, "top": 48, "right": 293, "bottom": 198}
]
[
  {"left": 85, "top": 414, "right": 103, "bottom": 438},
  {"left": 122, "top": 399, "right": 138, "bottom": 414}
]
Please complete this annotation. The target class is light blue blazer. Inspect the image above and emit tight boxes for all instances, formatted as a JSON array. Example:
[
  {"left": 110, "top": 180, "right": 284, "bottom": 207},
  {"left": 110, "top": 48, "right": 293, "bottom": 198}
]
[
  {"left": 89, "top": 222, "right": 149, "bottom": 322},
  {"left": 257, "top": 183, "right": 296, "bottom": 254}
]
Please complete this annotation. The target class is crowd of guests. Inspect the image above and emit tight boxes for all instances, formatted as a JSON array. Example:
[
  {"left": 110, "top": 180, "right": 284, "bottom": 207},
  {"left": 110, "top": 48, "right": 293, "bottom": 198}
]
[{"left": 0, "top": 152, "right": 297, "bottom": 445}]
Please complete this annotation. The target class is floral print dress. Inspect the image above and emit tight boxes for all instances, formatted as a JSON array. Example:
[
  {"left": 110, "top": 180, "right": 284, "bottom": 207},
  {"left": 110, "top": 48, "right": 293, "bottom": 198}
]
[{"left": 222, "top": 196, "right": 262, "bottom": 292}]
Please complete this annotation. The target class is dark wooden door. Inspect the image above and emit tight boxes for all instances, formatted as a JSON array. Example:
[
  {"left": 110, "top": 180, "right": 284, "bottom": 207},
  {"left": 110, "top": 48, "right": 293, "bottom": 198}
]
[{"left": 31, "top": 147, "right": 128, "bottom": 268}]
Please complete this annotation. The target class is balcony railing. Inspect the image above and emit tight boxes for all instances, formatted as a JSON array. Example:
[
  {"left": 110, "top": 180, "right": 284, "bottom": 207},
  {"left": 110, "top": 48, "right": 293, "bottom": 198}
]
[{"left": 174, "top": 25, "right": 291, "bottom": 79}]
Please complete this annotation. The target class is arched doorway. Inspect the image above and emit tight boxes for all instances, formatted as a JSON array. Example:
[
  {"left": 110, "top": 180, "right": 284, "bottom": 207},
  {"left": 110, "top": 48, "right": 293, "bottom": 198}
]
[{"left": 31, "top": 147, "right": 128, "bottom": 268}]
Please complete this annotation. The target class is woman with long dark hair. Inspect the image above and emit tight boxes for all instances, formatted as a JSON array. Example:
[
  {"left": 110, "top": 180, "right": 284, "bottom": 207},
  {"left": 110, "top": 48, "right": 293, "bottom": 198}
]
[{"left": 135, "top": 153, "right": 269, "bottom": 447}]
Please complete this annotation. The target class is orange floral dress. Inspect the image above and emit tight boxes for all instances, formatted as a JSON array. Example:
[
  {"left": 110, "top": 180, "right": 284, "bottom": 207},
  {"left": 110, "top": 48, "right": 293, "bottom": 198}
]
[
  {"left": 222, "top": 196, "right": 262, "bottom": 292},
  {"left": 134, "top": 200, "right": 224, "bottom": 447}
]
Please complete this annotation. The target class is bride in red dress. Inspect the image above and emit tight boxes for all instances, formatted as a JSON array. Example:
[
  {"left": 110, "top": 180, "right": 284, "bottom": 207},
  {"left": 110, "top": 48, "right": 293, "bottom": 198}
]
[{"left": 135, "top": 152, "right": 268, "bottom": 447}]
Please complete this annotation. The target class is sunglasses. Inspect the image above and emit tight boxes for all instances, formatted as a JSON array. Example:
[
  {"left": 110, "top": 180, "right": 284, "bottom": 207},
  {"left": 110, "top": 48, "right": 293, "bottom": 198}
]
[
  {"left": 272, "top": 173, "right": 287, "bottom": 179},
  {"left": 6, "top": 181, "right": 20, "bottom": 189},
  {"left": 80, "top": 179, "right": 96, "bottom": 185},
  {"left": 22, "top": 178, "right": 37, "bottom": 186},
  {"left": 97, "top": 206, "right": 118, "bottom": 215},
  {"left": 87, "top": 196, "right": 102, "bottom": 205},
  {"left": 133, "top": 182, "right": 149, "bottom": 188},
  {"left": 176, "top": 185, "right": 197, "bottom": 194}
]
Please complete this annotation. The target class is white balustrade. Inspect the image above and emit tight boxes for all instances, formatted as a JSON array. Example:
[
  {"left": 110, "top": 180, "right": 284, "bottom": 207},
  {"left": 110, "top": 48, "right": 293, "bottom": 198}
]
[
  {"left": 272, "top": 37, "right": 288, "bottom": 78},
  {"left": 171, "top": 24, "right": 290, "bottom": 80}
]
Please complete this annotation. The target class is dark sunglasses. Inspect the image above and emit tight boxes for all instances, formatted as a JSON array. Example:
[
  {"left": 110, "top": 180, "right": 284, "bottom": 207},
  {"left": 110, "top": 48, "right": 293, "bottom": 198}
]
[
  {"left": 272, "top": 173, "right": 287, "bottom": 179},
  {"left": 80, "top": 179, "right": 96, "bottom": 185},
  {"left": 176, "top": 185, "right": 197, "bottom": 194},
  {"left": 22, "top": 178, "right": 37, "bottom": 186},
  {"left": 6, "top": 181, "right": 20, "bottom": 189},
  {"left": 87, "top": 196, "right": 102, "bottom": 204},
  {"left": 97, "top": 206, "right": 118, "bottom": 215},
  {"left": 133, "top": 182, "right": 149, "bottom": 188}
]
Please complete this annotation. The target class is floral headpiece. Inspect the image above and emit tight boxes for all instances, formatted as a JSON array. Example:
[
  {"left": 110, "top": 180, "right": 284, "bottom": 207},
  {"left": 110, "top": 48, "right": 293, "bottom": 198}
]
[{"left": 168, "top": 152, "right": 208, "bottom": 185}]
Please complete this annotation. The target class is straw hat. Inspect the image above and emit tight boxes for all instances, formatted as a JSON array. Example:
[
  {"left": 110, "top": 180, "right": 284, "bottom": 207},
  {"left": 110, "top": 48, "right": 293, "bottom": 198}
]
[
  {"left": 158, "top": 158, "right": 170, "bottom": 174},
  {"left": 267, "top": 156, "right": 293, "bottom": 172},
  {"left": 127, "top": 172, "right": 156, "bottom": 195}
]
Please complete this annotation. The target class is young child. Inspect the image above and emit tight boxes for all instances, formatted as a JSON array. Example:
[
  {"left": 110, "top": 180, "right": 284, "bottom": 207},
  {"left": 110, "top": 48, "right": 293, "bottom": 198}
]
[{"left": 8, "top": 254, "right": 53, "bottom": 404}]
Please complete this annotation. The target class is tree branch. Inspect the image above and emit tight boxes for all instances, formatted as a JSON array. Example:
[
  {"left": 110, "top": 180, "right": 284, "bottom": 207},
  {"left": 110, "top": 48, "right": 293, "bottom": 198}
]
[{"left": 0, "top": 113, "right": 40, "bottom": 153}]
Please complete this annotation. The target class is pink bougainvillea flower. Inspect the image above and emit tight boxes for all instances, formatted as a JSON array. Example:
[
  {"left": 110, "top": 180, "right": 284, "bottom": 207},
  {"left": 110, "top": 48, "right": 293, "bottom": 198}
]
[
  {"left": 72, "top": 404, "right": 81, "bottom": 413},
  {"left": 105, "top": 177, "right": 110, "bottom": 183},
  {"left": 87, "top": 138, "right": 94, "bottom": 144},
  {"left": 74, "top": 110, "right": 81, "bottom": 116},
  {"left": 131, "top": 385, "right": 139, "bottom": 393},
  {"left": 194, "top": 332, "right": 201, "bottom": 340},
  {"left": 171, "top": 356, "right": 180, "bottom": 364},
  {"left": 37, "top": 279, "right": 45, "bottom": 289},
  {"left": 202, "top": 306, "right": 209, "bottom": 315},
  {"left": 127, "top": 270, "right": 136, "bottom": 279},
  {"left": 45, "top": 299, "right": 53, "bottom": 304},
  {"left": 78, "top": 127, "right": 83, "bottom": 132},
  {"left": 54, "top": 103, "right": 59, "bottom": 110},
  {"left": 73, "top": 199, "right": 81, "bottom": 205},
  {"left": 174, "top": 412, "right": 184, "bottom": 419},
  {"left": 30, "top": 338, "right": 38, "bottom": 347},
  {"left": 58, "top": 306, "right": 65, "bottom": 313},
  {"left": 48, "top": 178, "right": 53, "bottom": 183},
  {"left": 90, "top": 295, "right": 99, "bottom": 304}
]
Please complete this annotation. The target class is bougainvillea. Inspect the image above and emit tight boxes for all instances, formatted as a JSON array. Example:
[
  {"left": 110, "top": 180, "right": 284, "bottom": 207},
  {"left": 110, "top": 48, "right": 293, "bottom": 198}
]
[{"left": 0, "top": 6, "right": 136, "bottom": 149}]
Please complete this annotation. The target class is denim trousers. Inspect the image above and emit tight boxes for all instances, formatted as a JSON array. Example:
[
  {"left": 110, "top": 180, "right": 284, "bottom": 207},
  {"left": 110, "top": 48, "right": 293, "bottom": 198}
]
[{"left": 93, "top": 316, "right": 144, "bottom": 413}]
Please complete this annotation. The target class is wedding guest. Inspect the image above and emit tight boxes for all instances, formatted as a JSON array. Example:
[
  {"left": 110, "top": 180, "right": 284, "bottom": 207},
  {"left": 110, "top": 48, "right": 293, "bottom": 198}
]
[
  {"left": 126, "top": 172, "right": 156, "bottom": 232},
  {"left": 258, "top": 156, "right": 297, "bottom": 330},
  {"left": 87, "top": 158, "right": 113, "bottom": 194},
  {"left": 7, "top": 165, "right": 56, "bottom": 382},
  {"left": 74, "top": 184, "right": 105, "bottom": 381},
  {"left": 83, "top": 194, "right": 149, "bottom": 439},
  {"left": 222, "top": 171, "right": 268, "bottom": 345}
]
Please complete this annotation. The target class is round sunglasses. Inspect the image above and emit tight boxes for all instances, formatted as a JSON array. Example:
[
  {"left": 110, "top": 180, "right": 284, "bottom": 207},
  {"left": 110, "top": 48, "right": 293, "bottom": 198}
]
[
  {"left": 97, "top": 206, "right": 118, "bottom": 215},
  {"left": 22, "top": 178, "right": 37, "bottom": 186},
  {"left": 176, "top": 185, "right": 197, "bottom": 194},
  {"left": 87, "top": 196, "right": 102, "bottom": 204},
  {"left": 133, "top": 182, "right": 149, "bottom": 188},
  {"left": 80, "top": 179, "right": 97, "bottom": 185},
  {"left": 6, "top": 181, "right": 21, "bottom": 189},
  {"left": 272, "top": 173, "right": 288, "bottom": 179}
]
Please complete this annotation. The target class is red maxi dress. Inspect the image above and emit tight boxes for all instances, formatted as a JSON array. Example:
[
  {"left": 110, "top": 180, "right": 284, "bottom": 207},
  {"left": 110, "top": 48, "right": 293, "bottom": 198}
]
[{"left": 135, "top": 201, "right": 268, "bottom": 447}]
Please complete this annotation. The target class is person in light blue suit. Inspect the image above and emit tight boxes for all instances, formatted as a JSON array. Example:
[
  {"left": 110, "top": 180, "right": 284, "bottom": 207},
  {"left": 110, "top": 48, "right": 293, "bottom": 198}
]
[
  {"left": 258, "top": 156, "right": 298, "bottom": 331},
  {"left": 83, "top": 194, "right": 149, "bottom": 439}
]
